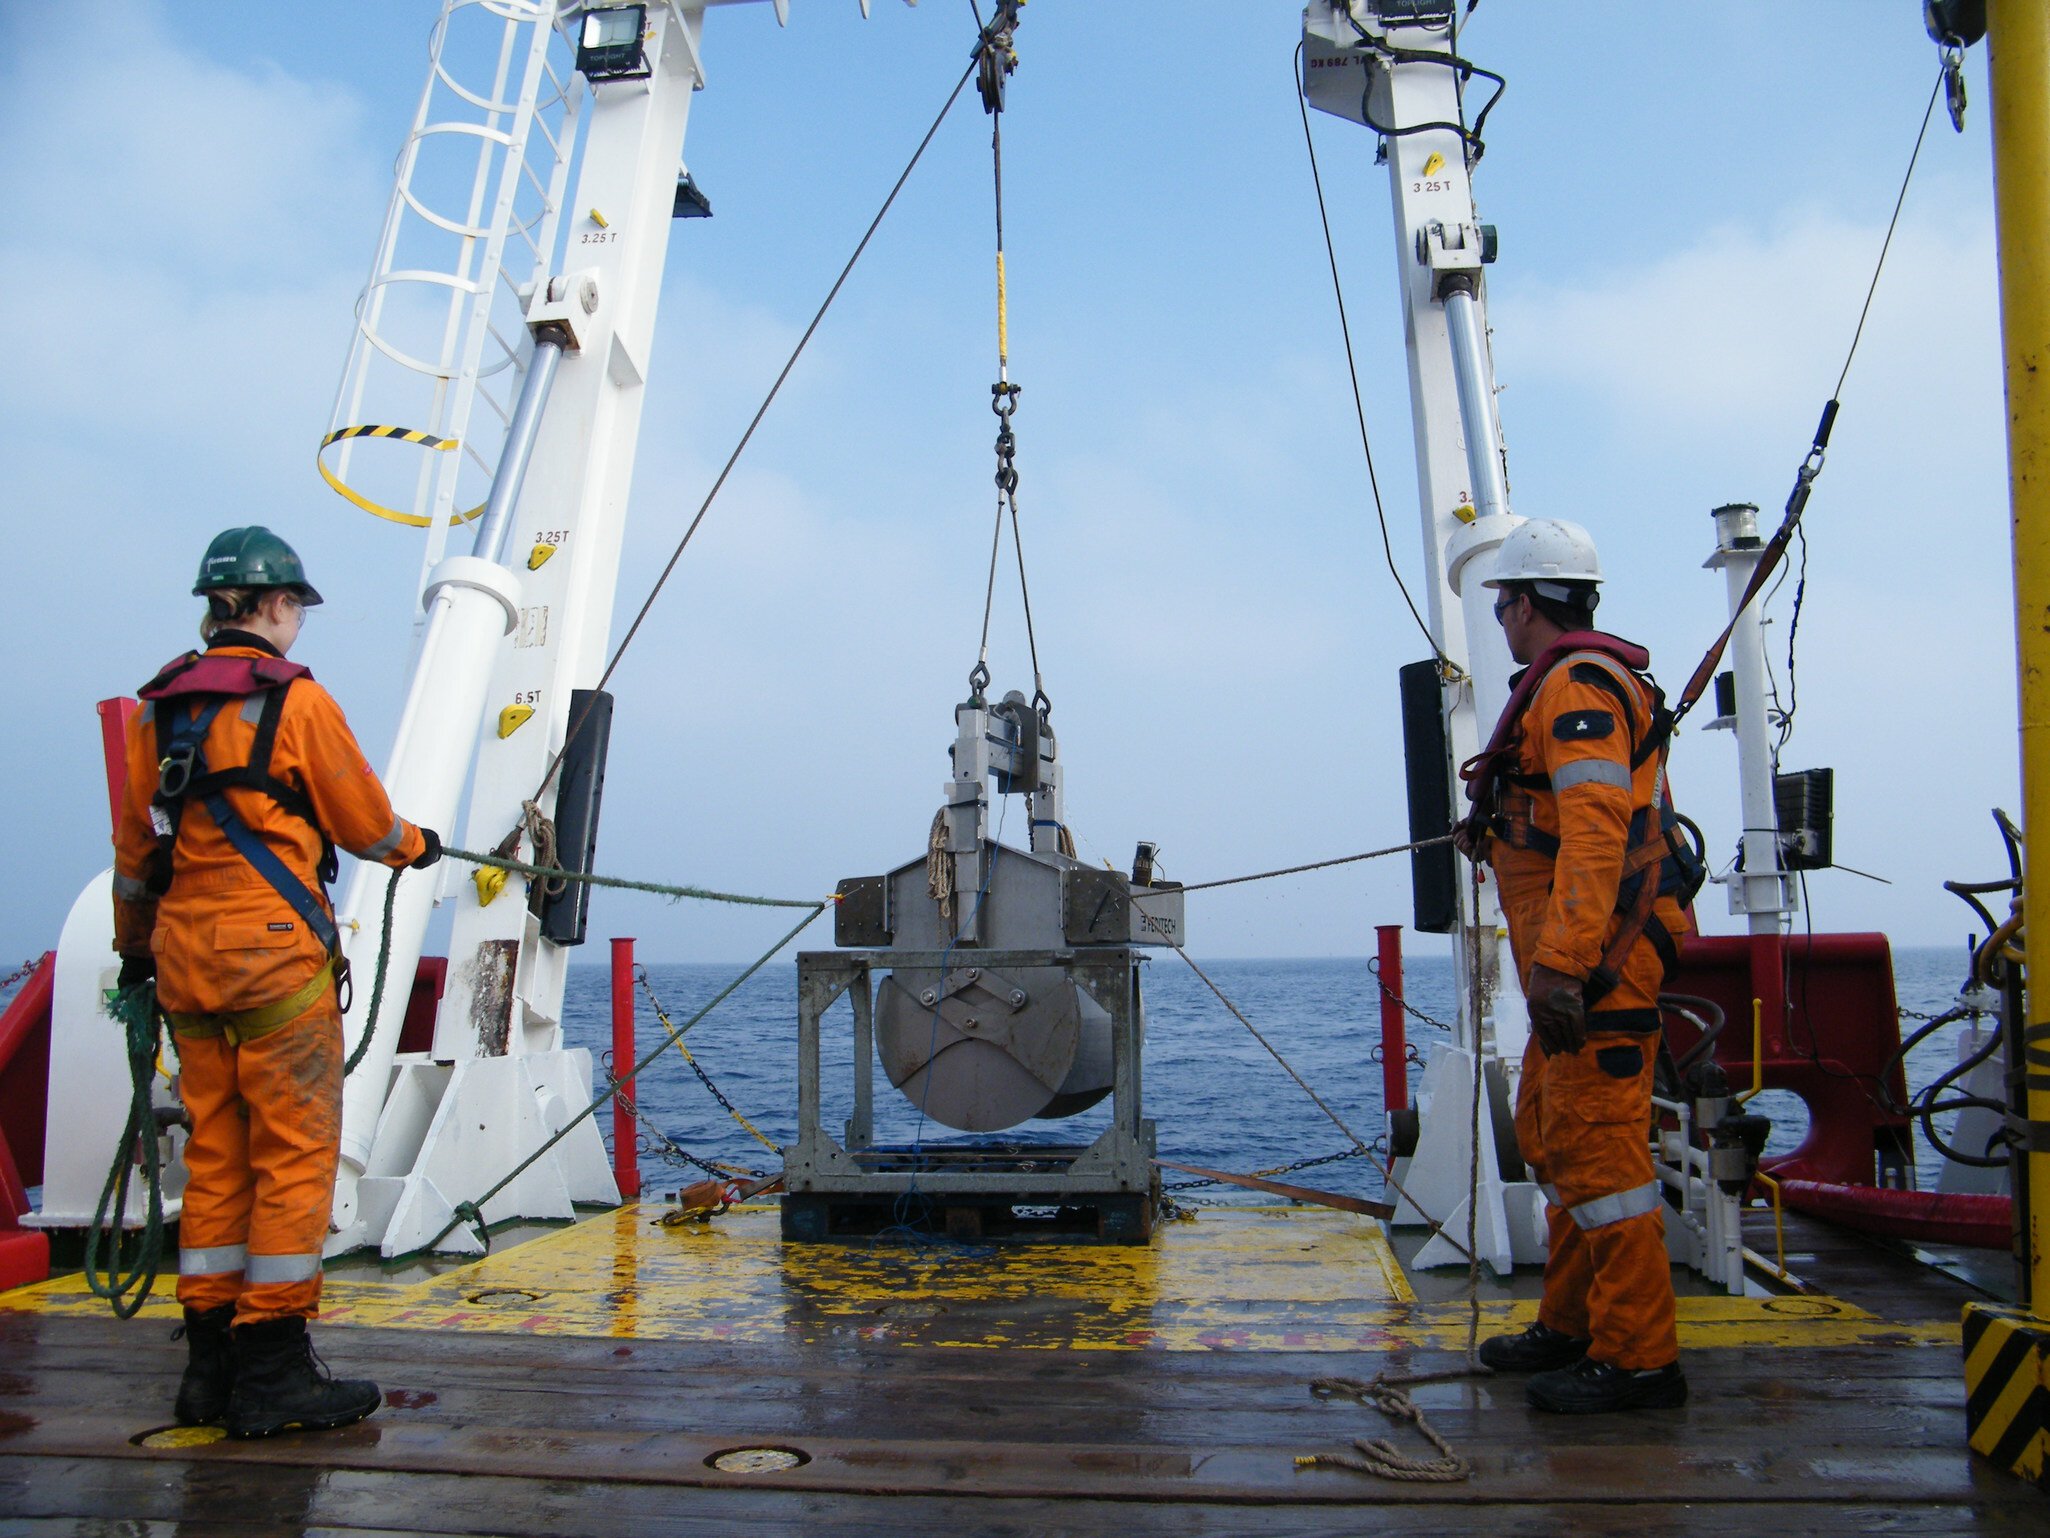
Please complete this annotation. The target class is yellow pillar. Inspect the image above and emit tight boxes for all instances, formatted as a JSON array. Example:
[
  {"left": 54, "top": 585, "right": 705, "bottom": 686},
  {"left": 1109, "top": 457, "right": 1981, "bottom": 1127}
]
[
  {"left": 1966, "top": 0, "right": 2050, "bottom": 1487},
  {"left": 1992, "top": 0, "right": 2050, "bottom": 1321}
]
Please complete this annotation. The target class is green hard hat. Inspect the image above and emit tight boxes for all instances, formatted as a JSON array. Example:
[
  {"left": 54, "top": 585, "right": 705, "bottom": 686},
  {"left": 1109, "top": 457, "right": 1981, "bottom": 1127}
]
[{"left": 192, "top": 526, "right": 324, "bottom": 606}]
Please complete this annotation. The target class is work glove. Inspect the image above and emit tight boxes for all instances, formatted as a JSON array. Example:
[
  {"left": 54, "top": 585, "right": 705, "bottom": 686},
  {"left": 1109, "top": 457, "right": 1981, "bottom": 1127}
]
[
  {"left": 116, "top": 954, "right": 155, "bottom": 992},
  {"left": 1452, "top": 816, "right": 1489, "bottom": 863},
  {"left": 1525, "top": 963, "right": 1587, "bottom": 1057},
  {"left": 410, "top": 827, "right": 443, "bottom": 870}
]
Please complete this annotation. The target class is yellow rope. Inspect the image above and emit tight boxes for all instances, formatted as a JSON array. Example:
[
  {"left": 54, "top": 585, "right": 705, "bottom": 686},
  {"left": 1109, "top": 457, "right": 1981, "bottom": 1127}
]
[{"left": 996, "top": 250, "right": 1009, "bottom": 363}]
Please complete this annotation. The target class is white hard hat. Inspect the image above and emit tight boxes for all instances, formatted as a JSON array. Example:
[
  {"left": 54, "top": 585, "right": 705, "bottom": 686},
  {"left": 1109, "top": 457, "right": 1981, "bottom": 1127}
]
[{"left": 1482, "top": 518, "right": 1604, "bottom": 595}]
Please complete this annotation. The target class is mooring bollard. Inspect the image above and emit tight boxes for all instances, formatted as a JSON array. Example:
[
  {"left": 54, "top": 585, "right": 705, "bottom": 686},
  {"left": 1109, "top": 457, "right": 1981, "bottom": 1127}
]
[{"left": 610, "top": 936, "right": 640, "bottom": 1199}]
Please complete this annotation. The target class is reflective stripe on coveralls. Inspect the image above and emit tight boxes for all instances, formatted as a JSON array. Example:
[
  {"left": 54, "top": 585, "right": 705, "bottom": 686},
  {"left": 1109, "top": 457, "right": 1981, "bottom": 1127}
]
[
  {"left": 179, "top": 1244, "right": 247, "bottom": 1276},
  {"left": 1539, "top": 1177, "right": 1663, "bottom": 1229},
  {"left": 1550, "top": 757, "right": 1632, "bottom": 793},
  {"left": 1567, "top": 1180, "right": 1661, "bottom": 1231},
  {"left": 245, "top": 1253, "right": 324, "bottom": 1285}
]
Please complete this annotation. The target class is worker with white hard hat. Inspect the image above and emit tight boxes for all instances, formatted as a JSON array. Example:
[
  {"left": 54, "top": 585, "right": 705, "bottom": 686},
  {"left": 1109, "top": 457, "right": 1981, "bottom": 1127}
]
[{"left": 1458, "top": 518, "right": 1705, "bottom": 1415}]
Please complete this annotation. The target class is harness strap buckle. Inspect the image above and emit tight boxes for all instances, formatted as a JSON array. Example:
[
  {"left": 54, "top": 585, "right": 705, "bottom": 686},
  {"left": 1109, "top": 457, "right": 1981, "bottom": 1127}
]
[{"left": 157, "top": 750, "right": 196, "bottom": 800}]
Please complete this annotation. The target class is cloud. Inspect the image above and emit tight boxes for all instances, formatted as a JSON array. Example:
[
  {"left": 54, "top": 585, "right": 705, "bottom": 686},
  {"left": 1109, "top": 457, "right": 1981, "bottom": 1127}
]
[
  {"left": 0, "top": 1, "right": 407, "bottom": 962},
  {"left": 0, "top": 2, "right": 382, "bottom": 280},
  {"left": 1492, "top": 182, "right": 1999, "bottom": 447}
]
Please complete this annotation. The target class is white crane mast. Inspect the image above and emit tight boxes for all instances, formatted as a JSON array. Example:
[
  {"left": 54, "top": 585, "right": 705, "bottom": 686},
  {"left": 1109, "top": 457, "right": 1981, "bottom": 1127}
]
[
  {"left": 1303, "top": 0, "right": 1533, "bottom": 1273},
  {"left": 324, "top": 0, "right": 728, "bottom": 1258}
]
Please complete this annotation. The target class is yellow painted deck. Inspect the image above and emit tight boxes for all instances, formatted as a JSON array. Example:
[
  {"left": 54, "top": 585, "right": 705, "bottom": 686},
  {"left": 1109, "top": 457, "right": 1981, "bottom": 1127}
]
[{"left": 5, "top": 1203, "right": 1953, "bottom": 1351}]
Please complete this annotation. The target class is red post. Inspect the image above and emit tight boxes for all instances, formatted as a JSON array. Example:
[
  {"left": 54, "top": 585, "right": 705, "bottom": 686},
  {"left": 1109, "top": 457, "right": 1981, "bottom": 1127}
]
[
  {"left": 96, "top": 698, "right": 138, "bottom": 843},
  {"left": 1375, "top": 923, "right": 1408, "bottom": 1115},
  {"left": 610, "top": 937, "right": 641, "bottom": 1199}
]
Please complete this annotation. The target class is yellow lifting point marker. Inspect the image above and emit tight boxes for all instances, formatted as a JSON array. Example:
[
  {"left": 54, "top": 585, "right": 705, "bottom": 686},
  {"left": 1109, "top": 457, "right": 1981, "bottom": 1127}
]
[
  {"left": 589, "top": 208, "right": 609, "bottom": 228},
  {"left": 498, "top": 704, "right": 535, "bottom": 738},
  {"left": 528, "top": 543, "right": 557, "bottom": 571},
  {"left": 1422, "top": 151, "right": 1445, "bottom": 178},
  {"left": 474, "top": 867, "right": 509, "bottom": 907}
]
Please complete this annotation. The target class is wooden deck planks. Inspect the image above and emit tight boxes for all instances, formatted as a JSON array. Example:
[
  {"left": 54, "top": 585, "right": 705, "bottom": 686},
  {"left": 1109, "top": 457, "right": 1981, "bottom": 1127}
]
[
  {"left": 2, "top": 1456, "right": 2046, "bottom": 1538},
  {"left": 3, "top": 1311, "right": 2045, "bottom": 1524}
]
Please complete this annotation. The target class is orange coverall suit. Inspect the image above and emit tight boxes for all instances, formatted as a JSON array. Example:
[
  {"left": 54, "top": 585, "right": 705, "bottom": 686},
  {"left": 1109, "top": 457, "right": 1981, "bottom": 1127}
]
[
  {"left": 1486, "top": 649, "right": 1690, "bottom": 1372},
  {"left": 111, "top": 640, "right": 424, "bottom": 1325}
]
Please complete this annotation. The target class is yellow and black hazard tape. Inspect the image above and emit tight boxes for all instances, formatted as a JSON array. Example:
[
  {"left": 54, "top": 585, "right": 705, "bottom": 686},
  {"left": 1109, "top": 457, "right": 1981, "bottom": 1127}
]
[
  {"left": 1962, "top": 1302, "right": 2050, "bottom": 1482},
  {"left": 316, "top": 425, "right": 485, "bottom": 527}
]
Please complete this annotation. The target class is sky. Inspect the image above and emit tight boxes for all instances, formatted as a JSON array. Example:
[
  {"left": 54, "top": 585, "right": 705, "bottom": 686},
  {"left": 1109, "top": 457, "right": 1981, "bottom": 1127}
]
[{"left": 0, "top": 1, "right": 2021, "bottom": 969}]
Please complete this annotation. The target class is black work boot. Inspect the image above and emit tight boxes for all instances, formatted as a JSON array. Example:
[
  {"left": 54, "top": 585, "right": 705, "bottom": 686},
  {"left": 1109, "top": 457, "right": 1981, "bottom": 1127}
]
[
  {"left": 226, "top": 1317, "right": 382, "bottom": 1439},
  {"left": 1477, "top": 1319, "right": 1592, "bottom": 1373},
  {"left": 1526, "top": 1356, "right": 1688, "bottom": 1414},
  {"left": 172, "top": 1304, "right": 236, "bottom": 1425}
]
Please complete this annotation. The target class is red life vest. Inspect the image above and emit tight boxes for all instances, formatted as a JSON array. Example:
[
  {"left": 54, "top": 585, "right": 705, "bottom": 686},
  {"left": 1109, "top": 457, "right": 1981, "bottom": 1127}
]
[{"left": 139, "top": 650, "right": 311, "bottom": 703}]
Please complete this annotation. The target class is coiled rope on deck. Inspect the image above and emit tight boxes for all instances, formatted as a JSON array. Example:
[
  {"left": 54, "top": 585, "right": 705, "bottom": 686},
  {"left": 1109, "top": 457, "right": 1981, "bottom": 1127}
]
[{"left": 1299, "top": 1374, "right": 1473, "bottom": 1483}]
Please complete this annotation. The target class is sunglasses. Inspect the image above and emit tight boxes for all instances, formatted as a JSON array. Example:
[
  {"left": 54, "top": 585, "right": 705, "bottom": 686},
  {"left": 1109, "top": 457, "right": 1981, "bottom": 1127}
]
[{"left": 1492, "top": 593, "right": 1520, "bottom": 620}]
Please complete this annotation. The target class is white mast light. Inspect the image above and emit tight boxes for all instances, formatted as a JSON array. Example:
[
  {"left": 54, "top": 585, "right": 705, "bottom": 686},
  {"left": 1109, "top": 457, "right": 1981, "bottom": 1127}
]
[{"left": 576, "top": 5, "right": 649, "bottom": 82}]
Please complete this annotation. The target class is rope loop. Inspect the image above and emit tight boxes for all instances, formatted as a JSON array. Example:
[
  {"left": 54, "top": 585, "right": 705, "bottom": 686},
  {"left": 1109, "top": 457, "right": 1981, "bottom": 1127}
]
[
  {"left": 452, "top": 1200, "right": 492, "bottom": 1256},
  {"left": 521, "top": 800, "right": 567, "bottom": 899},
  {"left": 85, "top": 982, "right": 170, "bottom": 1318}
]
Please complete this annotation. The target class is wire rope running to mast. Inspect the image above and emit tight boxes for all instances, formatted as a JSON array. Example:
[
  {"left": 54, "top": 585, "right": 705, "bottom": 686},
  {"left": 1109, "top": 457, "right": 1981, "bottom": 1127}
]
[
  {"left": 1667, "top": 60, "right": 1952, "bottom": 739},
  {"left": 1292, "top": 43, "right": 1449, "bottom": 673}
]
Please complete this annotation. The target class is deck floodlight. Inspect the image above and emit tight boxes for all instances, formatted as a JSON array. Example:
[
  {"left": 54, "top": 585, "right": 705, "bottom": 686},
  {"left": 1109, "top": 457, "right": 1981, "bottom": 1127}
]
[
  {"left": 673, "top": 170, "right": 712, "bottom": 219},
  {"left": 575, "top": 5, "right": 649, "bottom": 83}
]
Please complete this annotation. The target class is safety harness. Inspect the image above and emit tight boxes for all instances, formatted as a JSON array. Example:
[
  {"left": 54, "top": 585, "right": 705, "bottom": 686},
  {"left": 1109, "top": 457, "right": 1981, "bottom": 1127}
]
[
  {"left": 139, "top": 648, "right": 349, "bottom": 1039},
  {"left": 1460, "top": 632, "right": 1707, "bottom": 1007}
]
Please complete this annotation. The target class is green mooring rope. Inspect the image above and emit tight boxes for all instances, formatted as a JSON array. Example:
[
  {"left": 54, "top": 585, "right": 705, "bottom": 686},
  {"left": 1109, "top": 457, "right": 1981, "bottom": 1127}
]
[
  {"left": 85, "top": 983, "right": 170, "bottom": 1319},
  {"left": 444, "top": 845, "right": 822, "bottom": 909},
  {"left": 343, "top": 866, "right": 404, "bottom": 1077}
]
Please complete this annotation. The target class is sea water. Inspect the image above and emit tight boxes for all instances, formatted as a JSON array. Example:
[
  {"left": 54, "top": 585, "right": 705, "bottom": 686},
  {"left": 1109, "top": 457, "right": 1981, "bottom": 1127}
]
[{"left": 557, "top": 945, "right": 1991, "bottom": 1203}]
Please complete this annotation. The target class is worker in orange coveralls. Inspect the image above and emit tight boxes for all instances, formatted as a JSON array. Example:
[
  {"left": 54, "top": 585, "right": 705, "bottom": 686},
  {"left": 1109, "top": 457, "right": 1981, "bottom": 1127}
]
[
  {"left": 1456, "top": 518, "right": 1702, "bottom": 1414},
  {"left": 111, "top": 527, "right": 440, "bottom": 1439}
]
